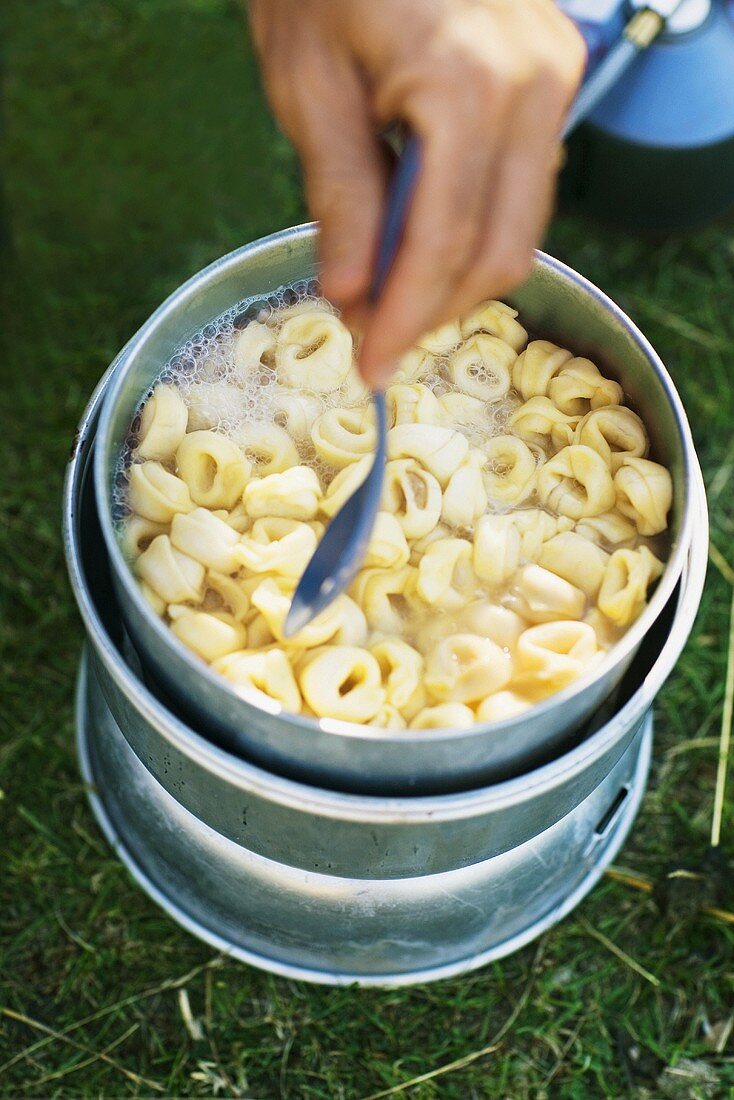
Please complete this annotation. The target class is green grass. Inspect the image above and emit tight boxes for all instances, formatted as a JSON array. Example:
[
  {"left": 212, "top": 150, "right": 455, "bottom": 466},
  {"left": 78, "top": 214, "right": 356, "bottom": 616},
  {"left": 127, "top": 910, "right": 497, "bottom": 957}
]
[{"left": 1, "top": 2, "right": 734, "bottom": 1096}]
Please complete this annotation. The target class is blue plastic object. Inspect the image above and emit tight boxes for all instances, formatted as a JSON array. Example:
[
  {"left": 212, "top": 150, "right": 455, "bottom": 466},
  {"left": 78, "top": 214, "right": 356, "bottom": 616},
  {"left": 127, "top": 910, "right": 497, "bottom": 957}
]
[
  {"left": 283, "top": 135, "right": 422, "bottom": 637},
  {"left": 559, "top": 0, "right": 734, "bottom": 229}
]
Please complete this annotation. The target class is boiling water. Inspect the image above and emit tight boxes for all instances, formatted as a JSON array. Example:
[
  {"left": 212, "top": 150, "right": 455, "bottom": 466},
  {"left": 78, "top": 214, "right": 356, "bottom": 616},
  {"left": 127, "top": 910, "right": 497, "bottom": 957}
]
[
  {"left": 116, "top": 282, "right": 524, "bottom": 516},
  {"left": 117, "top": 286, "right": 660, "bottom": 664}
]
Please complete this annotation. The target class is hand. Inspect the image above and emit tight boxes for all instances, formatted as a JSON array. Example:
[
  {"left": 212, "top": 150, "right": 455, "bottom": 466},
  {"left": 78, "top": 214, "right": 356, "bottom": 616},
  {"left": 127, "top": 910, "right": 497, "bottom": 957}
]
[{"left": 248, "top": 0, "right": 586, "bottom": 388}]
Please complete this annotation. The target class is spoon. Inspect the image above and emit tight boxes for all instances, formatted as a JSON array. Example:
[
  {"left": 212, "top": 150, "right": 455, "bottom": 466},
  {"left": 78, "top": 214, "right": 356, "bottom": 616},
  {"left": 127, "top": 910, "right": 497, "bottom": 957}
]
[{"left": 283, "top": 134, "right": 422, "bottom": 637}]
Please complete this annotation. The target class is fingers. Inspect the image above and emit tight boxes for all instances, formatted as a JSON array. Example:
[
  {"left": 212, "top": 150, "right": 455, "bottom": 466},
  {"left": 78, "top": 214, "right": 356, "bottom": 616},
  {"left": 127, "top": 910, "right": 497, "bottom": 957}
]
[
  {"left": 444, "top": 4, "right": 586, "bottom": 315},
  {"left": 250, "top": 0, "right": 587, "bottom": 391},
  {"left": 357, "top": 22, "right": 514, "bottom": 385},
  {"left": 290, "top": 53, "right": 388, "bottom": 312},
  {"left": 252, "top": 9, "right": 388, "bottom": 315},
  {"left": 438, "top": 70, "right": 567, "bottom": 321},
  {"left": 357, "top": 4, "right": 585, "bottom": 387},
  {"left": 358, "top": 114, "right": 498, "bottom": 386},
  {"left": 438, "top": 151, "right": 556, "bottom": 327}
]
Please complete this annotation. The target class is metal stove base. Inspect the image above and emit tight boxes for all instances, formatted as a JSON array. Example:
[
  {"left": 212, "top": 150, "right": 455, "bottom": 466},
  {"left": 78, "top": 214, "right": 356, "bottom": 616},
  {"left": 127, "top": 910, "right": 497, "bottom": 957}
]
[{"left": 76, "top": 649, "right": 652, "bottom": 988}]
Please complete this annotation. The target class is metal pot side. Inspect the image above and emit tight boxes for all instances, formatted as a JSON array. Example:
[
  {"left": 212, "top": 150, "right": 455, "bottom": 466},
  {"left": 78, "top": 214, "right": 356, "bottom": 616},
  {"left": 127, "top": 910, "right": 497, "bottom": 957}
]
[
  {"left": 77, "top": 653, "right": 652, "bottom": 986},
  {"left": 90, "top": 225, "right": 700, "bottom": 793},
  {"left": 65, "top": 374, "right": 707, "bottom": 879},
  {"left": 65, "top": 365, "right": 706, "bottom": 984}
]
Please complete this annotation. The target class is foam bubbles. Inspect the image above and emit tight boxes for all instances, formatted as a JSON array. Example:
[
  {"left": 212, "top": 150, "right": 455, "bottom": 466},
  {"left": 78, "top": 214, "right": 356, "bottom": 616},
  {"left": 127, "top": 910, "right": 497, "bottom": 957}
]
[{"left": 117, "top": 284, "right": 532, "bottom": 520}]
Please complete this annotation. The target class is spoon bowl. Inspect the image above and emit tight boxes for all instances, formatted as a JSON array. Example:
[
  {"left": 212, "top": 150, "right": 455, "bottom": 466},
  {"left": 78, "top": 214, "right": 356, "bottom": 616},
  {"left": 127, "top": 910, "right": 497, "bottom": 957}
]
[{"left": 283, "top": 391, "right": 387, "bottom": 635}]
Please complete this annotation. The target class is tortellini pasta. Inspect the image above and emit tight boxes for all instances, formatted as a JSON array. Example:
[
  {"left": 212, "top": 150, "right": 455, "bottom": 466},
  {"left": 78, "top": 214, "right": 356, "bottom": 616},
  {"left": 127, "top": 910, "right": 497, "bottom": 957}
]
[
  {"left": 410, "top": 523, "right": 451, "bottom": 558},
  {"left": 213, "top": 648, "right": 302, "bottom": 713},
  {"left": 169, "top": 609, "right": 248, "bottom": 662},
  {"left": 135, "top": 535, "right": 205, "bottom": 605},
  {"left": 298, "top": 646, "right": 386, "bottom": 722},
  {"left": 460, "top": 299, "right": 529, "bottom": 352},
  {"left": 170, "top": 508, "right": 241, "bottom": 573},
  {"left": 181, "top": 380, "right": 243, "bottom": 432},
  {"left": 136, "top": 384, "right": 188, "bottom": 461},
  {"left": 509, "top": 396, "right": 579, "bottom": 452},
  {"left": 512, "top": 340, "right": 573, "bottom": 401},
  {"left": 123, "top": 292, "right": 672, "bottom": 731},
  {"left": 271, "top": 390, "right": 324, "bottom": 442},
  {"left": 575, "top": 406, "right": 648, "bottom": 471},
  {"left": 510, "top": 564, "right": 586, "bottom": 624},
  {"left": 394, "top": 346, "right": 433, "bottom": 383},
  {"left": 363, "top": 512, "right": 410, "bottom": 570},
  {"left": 340, "top": 370, "right": 372, "bottom": 406},
  {"left": 204, "top": 570, "right": 251, "bottom": 621},
  {"left": 320, "top": 456, "right": 371, "bottom": 518},
  {"left": 475, "top": 690, "right": 531, "bottom": 723},
  {"left": 573, "top": 509, "right": 637, "bottom": 548},
  {"left": 416, "top": 538, "right": 476, "bottom": 610},
  {"left": 598, "top": 546, "right": 664, "bottom": 626},
  {"left": 548, "top": 358, "right": 623, "bottom": 417},
  {"left": 448, "top": 334, "right": 516, "bottom": 401},
  {"left": 246, "top": 613, "right": 277, "bottom": 649},
  {"left": 417, "top": 319, "right": 462, "bottom": 354},
  {"left": 312, "top": 406, "right": 377, "bottom": 467},
  {"left": 276, "top": 310, "right": 352, "bottom": 392},
  {"left": 331, "top": 596, "right": 370, "bottom": 646},
  {"left": 232, "top": 321, "right": 275, "bottom": 385},
  {"left": 243, "top": 465, "right": 322, "bottom": 520},
  {"left": 473, "top": 515, "right": 521, "bottom": 587},
  {"left": 387, "top": 424, "right": 469, "bottom": 486},
  {"left": 351, "top": 566, "right": 417, "bottom": 632},
  {"left": 483, "top": 435, "right": 537, "bottom": 505},
  {"left": 251, "top": 577, "right": 362, "bottom": 648},
  {"left": 176, "top": 431, "right": 251, "bottom": 509},
  {"left": 425, "top": 634, "right": 512, "bottom": 703},
  {"left": 368, "top": 704, "right": 408, "bottom": 730},
  {"left": 370, "top": 639, "right": 425, "bottom": 717},
  {"left": 140, "top": 581, "right": 167, "bottom": 617},
  {"left": 412, "top": 703, "right": 476, "bottom": 730},
  {"left": 386, "top": 383, "right": 446, "bottom": 427},
  {"left": 222, "top": 499, "right": 252, "bottom": 534},
  {"left": 538, "top": 531, "right": 610, "bottom": 598},
  {"left": 122, "top": 514, "right": 168, "bottom": 560},
  {"left": 235, "top": 518, "right": 318, "bottom": 577},
  {"left": 614, "top": 457, "right": 672, "bottom": 536},
  {"left": 514, "top": 621, "right": 599, "bottom": 696},
  {"left": 459, "top": 602, "right": 526, "bottom": 651},
  {"left": 232, "top": 421, "right": 300, "bottom": 476},
  {"left": 441, "top": 451, "right": 488, "bottom": 528},
  {"left": 537, "top": 445, "right": 616, "bottom": 519},
  {"left": 128, "top": 461, "right": 194, "bottom": 523},
  {"left": 381, "top": 459, "right": 443, "bottom": 539},
  {"left": 509, "top": 509, "right": 574, "bottom": 562},
  {"left": 437, "top": 392, "right": 487, "bottom": 429}
]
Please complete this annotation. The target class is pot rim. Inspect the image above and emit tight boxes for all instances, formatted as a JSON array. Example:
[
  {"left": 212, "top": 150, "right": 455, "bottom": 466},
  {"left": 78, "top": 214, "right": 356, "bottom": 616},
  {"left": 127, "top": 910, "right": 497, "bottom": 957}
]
[{"left": 91, "top": 223, "right": 698, "bottom": 746}]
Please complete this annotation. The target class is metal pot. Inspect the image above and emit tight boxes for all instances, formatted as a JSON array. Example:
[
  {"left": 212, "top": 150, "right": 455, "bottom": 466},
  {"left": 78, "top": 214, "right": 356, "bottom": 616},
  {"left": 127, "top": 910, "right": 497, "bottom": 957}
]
[
  {"left": 65, "top": 368, "right": 708, "bottom": 985},
  {"left": 92, "top": 224, "right": 699, "bottom": 794},
  {"left": 79, "top": 655, "right": 654, "bottom": 986}
]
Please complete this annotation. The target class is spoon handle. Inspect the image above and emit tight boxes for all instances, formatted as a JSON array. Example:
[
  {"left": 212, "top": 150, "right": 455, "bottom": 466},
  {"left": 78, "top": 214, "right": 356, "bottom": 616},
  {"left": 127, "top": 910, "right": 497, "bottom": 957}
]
[
  {"left": 365, "top": 133, "right": 421, "bottom": 603},
  {"left": 368, "top": 133, "right": 422, "bottom": 514},
  {"left": 370, "top": 133, "right": 422, "bottom": 302}
]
